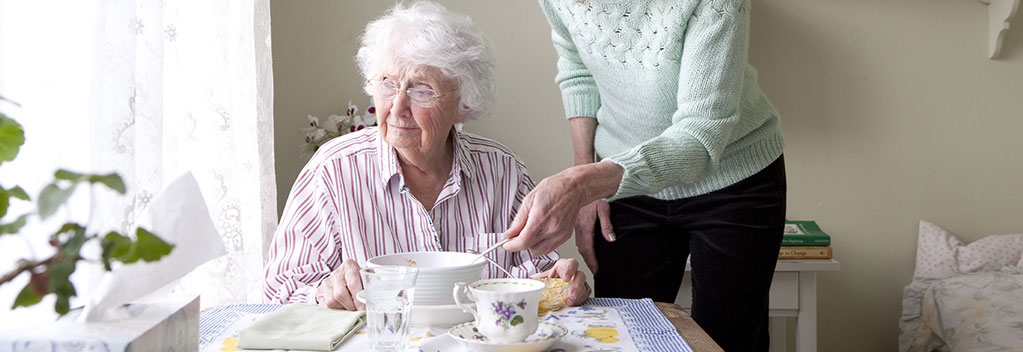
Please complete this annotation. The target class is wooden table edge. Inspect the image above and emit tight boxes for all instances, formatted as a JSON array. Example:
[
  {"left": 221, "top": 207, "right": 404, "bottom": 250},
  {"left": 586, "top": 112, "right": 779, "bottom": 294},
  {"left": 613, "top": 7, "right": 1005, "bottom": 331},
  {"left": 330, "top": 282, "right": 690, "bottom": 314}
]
[{"left": 655, "top": 302, "right": 724, "bottom": 352}]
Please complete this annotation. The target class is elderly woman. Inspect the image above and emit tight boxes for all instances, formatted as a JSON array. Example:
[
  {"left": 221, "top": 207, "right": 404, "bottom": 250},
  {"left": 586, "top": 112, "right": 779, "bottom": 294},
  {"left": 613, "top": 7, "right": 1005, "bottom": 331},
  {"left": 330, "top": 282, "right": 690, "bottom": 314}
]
[{"left": 264, "top": 1, "right": 589, "bottom": 311}]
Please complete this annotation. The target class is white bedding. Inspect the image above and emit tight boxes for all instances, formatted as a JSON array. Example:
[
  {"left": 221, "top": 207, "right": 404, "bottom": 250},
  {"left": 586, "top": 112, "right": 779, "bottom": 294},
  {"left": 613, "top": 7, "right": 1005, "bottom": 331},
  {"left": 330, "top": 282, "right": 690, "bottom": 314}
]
[{"left": 899, "top": 220, "right": 1023, "bottom": 352}]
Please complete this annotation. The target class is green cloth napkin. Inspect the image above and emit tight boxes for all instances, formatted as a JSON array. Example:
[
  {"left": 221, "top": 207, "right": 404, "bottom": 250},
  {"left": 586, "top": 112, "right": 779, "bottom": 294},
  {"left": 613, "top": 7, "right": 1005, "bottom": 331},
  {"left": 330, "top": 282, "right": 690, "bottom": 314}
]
[{"left": 237, "top": 304, "right": 366, "bottom": 351}]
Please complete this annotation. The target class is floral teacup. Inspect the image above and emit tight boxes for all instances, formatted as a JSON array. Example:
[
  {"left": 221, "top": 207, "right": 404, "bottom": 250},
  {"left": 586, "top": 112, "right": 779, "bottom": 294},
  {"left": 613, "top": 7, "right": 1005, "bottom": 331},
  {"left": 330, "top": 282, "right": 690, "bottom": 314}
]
[{"left": 453, "top": 278, "right": 545, "bottom": 343}]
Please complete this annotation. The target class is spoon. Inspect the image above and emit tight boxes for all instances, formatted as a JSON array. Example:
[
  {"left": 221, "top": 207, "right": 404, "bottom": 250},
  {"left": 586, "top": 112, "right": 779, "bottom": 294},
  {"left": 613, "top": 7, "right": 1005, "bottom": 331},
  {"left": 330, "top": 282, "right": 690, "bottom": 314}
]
[{"left": 472, "top": 237, "right": 510, "bottom": 264}]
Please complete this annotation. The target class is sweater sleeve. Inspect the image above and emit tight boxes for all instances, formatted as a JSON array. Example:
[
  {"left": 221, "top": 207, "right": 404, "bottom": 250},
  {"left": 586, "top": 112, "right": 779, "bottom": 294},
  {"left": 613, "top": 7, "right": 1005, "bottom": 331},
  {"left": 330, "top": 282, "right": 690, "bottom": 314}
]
[
  {"left": 605, "top": 0, "right": 752, "bottom": 199},
  {"left": 539, "top": 0, "right": 600, "bottom": 120}
]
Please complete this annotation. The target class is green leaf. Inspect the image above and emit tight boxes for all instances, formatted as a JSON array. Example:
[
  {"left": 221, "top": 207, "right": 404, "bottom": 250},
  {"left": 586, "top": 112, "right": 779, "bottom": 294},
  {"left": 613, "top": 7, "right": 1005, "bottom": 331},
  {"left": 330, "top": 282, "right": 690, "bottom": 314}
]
[
  {"left": 59, "top": 224, "right": 89, "bottom": 254},
  {"left": 7, "top": 186, "right": 29, "bottom": 200},
  {"left": 510, "top": 315, "right": 524, "bottom": 326},
  {"left": 48, "top": 258, "right": 78, "bottom": 316},
  {"left": 49, "top": 225, "right": 85, "bottom": 316},
  {"left": 88, "top": 173, "right": 126, "bottom": 194},
  {"left": 0, "top": 214, "right": 30, "bottom": 235},
  {"left": 108, "top": 228, "right": 174, "bottom": 265},
  {"left": 11, "top": 283, "right": 44, "bottom": 309},
  {"left": 54, "top": 297, "right": 71, "bottom": 315},
  {"left": 53, "top": 169, "right": 86, "bottom": 182},
  {"left": 0, "top": 114, "right": 25, "bottom": 165},
  {"left": 101, "top": 231, "right": 133, "bottom": 269},
  {"left": 38, "top": 184, "right": 76, "bottom": 220},
  {"left": 55, "top": 222, "right": 85, "bottom": 237},
  {"left": 0, "top": 185, "right": 29, "bottom": 219},
  {"left": 133, "top": 227, "right": 174, "bottom": 262},
  {"left": 0, "top": 188, "right": 8, "bottom": 218}
]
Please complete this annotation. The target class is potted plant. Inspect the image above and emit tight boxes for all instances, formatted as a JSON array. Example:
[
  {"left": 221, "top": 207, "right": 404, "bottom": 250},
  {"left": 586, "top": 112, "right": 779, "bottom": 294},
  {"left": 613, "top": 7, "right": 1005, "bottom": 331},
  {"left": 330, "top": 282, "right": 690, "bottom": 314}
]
[{"left": 0, "top": 96, "right": 174, "bottom": 315}]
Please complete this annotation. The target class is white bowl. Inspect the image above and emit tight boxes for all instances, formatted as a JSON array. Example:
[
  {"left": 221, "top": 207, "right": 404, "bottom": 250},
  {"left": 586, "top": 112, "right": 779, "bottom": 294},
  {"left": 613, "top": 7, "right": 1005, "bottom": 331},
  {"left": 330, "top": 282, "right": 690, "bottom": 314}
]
[{"left": 366, "top": 251, "right": 485, "bottom": 306}]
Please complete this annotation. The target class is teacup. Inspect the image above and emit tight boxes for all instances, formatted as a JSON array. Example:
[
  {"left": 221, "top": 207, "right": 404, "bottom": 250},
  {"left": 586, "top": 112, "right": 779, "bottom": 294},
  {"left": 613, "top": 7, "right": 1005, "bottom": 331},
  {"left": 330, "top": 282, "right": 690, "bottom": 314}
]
[{"left": 452, "top": 278, "right": 545, "bottom": 343}]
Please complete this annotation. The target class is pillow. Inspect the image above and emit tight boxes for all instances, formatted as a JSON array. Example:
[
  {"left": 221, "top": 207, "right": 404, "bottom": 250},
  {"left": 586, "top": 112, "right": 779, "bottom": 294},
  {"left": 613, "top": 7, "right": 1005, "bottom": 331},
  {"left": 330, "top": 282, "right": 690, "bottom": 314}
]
[{"left": 914, "top": 220, "right": 1023, "bottom": 279}]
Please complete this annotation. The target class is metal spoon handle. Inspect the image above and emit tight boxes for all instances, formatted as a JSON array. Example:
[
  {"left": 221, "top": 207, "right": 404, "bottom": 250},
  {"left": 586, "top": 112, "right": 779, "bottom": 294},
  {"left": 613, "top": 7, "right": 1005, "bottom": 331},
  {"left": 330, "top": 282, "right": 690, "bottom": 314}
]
[
  {"left": 472, "top": 237, "right": 510, "bottom": 263},
  {"left": 478, "top": 254, "right": 514, "bottom": 278}
]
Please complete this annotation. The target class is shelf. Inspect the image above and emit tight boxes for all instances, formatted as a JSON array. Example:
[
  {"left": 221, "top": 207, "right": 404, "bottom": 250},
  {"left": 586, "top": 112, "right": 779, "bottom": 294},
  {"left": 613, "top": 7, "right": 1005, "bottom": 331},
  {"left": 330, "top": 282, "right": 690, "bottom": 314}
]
[{"left": 979, "top": 0, "right": 1020, "bottom": 59}]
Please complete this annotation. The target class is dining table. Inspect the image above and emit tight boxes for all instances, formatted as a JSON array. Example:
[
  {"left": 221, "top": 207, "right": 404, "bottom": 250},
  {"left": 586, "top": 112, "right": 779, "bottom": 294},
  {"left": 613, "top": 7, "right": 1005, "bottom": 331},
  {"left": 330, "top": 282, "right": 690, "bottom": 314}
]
[
  {"left": 654, "top": 302, "right": 724, "bottom": 352},
  {"left": 199, "top": 298, "right": 723, "bottom": 352}
]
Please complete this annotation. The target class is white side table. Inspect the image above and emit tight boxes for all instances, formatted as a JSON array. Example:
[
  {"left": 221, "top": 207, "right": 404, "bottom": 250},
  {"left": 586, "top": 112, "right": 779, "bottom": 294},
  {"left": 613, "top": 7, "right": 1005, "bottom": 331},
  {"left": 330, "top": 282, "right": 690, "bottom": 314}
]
[{"left": 674, "top": 258, "right": 841, "bottom": 352}]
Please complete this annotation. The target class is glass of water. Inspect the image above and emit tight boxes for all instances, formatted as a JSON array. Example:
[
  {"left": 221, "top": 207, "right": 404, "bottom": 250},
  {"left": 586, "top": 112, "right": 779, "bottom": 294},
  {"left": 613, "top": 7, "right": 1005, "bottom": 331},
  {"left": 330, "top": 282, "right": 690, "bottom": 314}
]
[{"left": 360, "top": 266, "right": 418, "bottom": 352}]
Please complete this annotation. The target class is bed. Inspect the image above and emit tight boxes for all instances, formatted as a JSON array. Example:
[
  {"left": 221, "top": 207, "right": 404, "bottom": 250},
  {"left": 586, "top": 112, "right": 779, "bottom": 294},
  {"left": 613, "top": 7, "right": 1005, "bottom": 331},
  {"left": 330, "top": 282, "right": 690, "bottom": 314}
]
[{"left": 899, "top": 220, "right": 1023, "bottom": 352}]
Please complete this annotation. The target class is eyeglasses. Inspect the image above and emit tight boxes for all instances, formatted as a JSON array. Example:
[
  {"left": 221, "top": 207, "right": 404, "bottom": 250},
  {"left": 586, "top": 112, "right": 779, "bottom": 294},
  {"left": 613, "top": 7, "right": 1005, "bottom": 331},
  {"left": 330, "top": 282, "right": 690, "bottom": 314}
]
[{"left": 371, "top": 79, "right": 453, "bottom": 106}]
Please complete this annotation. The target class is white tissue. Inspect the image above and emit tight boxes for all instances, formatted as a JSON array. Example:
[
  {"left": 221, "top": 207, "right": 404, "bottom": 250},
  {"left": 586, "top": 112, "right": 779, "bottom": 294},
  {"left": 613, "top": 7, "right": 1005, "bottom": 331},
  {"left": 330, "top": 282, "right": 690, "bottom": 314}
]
[{"left": 79, "top": 172, "right": 225, "bottom": 322}]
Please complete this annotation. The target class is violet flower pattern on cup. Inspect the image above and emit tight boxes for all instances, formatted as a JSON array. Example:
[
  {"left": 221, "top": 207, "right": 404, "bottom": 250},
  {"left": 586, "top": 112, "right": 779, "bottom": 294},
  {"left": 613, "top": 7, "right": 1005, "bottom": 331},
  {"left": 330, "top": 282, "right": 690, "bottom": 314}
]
[{"left": 491, "top": 299, "right": 528, "bottom": 330}]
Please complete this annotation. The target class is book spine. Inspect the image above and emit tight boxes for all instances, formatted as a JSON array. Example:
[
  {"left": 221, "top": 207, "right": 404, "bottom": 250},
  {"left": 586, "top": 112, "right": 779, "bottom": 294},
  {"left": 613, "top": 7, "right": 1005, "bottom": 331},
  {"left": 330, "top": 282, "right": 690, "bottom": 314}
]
[
  {"left": 778, "top": 246, "right": 833, "bottom": 259},
  {"left": 781, "top": 237, "right": 831, "bottom": 246},
  {"left": 782, "top": 220, "right": 831, "bottom": 246}
]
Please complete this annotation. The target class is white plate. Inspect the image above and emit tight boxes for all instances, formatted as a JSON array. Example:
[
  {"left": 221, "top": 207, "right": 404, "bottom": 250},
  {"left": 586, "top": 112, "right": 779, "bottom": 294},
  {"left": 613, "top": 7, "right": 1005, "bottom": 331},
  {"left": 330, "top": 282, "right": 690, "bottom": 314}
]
[
  {"left": 356, "top": 292, "right": 473, "bottom": 329},
  {"left": 411, "top": 304, "right": 473, "bottom": 328},
  {"left": 446, "top": 321, "right": 566, "bottom": 352}
]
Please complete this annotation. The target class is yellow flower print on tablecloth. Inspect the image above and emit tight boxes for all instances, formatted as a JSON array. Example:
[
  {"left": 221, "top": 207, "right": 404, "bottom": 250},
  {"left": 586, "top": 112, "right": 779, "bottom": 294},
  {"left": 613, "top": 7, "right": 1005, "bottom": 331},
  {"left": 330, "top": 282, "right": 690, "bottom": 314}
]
[
  {"left": 220, "top": 337, "right": 239, "bottom": 351},
  {"left": 409, "top": 331, "right": 433, "bottom": 342},
  {"left": 582, "top": 326, "right": 620, "bottom": 343}
]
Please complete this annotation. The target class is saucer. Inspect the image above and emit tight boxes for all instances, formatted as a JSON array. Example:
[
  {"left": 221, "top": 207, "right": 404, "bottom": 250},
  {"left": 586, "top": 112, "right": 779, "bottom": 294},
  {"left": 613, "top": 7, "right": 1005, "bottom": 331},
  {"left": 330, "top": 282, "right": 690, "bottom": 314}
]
[
  {"left": 411, "top": 303, "right": 473, "bottom": 328},
  {"left": 355, "top": 292, "right": 472, "bottom": 328},
  {"left": 447, "top": 321, "right": 566, "bottom": 352}
]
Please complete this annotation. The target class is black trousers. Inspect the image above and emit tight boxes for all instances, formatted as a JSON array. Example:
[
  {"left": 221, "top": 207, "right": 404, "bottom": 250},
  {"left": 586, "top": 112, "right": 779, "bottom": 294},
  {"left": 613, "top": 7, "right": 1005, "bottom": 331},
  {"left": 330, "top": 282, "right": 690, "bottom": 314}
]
[{"left": 593, "top": 156, "right": 787, "bottom": 352}]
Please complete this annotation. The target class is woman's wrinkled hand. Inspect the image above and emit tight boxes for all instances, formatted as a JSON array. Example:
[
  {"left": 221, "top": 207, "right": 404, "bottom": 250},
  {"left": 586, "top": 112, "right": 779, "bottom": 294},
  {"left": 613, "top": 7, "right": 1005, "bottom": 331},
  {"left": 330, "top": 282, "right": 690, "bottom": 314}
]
[
  {"left": 536, "top": 258, "right": 591, "bottom": 306},
  {"left": 502, "top": 162, "right": 623, "bottom": 257},
  {"left": 503, "top": 173, "right": 587, "bottom": 255},
  {"left": 315, "top": 259, "right": 365, "bottom": 311}
]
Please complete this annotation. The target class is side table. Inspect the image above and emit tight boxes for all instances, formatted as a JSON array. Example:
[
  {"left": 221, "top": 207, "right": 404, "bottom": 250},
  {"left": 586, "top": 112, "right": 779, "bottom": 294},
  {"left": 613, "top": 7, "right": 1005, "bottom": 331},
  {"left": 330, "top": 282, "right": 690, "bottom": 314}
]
[{"left": 674, "top": 258, "right": 841, "bottom": 352}]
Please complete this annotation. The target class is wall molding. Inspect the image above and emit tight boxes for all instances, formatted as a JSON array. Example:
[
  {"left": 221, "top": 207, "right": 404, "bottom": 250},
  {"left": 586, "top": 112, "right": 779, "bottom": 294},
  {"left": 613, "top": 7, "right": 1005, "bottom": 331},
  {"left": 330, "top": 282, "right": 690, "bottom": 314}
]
[{"left": 979, "top": 0, "right": 1020, "bottom": 59}]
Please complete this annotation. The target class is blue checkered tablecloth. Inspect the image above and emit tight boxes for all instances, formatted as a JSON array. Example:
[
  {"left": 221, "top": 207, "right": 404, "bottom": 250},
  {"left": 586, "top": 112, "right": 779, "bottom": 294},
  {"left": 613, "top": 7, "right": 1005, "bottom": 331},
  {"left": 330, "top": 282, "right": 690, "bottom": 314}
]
[{"left": 200, "top": 298, "right": 693, "bottom": 352}]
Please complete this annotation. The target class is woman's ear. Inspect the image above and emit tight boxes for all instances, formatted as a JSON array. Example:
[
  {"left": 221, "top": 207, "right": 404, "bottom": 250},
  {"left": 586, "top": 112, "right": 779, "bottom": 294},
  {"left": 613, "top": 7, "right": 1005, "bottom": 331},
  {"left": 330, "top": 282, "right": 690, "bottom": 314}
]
[{"left": 456, "top": 104, "right": 471, "bottom": 123}]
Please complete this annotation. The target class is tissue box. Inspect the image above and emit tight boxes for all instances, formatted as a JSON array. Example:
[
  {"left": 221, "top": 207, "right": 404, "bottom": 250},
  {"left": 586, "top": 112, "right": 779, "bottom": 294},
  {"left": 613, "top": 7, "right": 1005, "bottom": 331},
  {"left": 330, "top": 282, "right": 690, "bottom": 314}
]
[{"left": 0, "top": 293, "right": 199, "bottom": 352}]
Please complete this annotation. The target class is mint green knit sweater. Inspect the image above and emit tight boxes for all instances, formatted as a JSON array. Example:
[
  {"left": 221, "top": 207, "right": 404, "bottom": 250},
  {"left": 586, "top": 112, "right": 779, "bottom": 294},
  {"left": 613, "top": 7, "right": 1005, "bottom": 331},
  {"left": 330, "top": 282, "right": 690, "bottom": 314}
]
[{"left": 539, "top": 0, "right": 784, "bottom": 201}]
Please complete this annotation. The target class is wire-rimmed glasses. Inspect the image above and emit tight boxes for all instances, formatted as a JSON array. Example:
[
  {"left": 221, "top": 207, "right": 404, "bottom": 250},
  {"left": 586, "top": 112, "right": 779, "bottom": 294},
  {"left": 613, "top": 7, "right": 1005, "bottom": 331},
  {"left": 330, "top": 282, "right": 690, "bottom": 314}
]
[{"left": 371, "top": 78, "right": 453, "bottom": 107}]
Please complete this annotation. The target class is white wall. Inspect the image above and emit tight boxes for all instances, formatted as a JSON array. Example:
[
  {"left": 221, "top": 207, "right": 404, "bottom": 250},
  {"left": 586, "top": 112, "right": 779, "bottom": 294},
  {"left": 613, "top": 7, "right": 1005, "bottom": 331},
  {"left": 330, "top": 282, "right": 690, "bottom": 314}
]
[{"left": 271, "top": 1, "right": 1023, "bottom": 351}]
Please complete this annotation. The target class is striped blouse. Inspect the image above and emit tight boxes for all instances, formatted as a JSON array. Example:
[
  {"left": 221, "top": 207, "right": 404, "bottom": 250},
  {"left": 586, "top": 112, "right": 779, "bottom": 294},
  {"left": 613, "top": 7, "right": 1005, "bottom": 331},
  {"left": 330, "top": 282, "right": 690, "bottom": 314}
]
[{"left": 264, "top": 127, "right": 559, "bottom": 304}]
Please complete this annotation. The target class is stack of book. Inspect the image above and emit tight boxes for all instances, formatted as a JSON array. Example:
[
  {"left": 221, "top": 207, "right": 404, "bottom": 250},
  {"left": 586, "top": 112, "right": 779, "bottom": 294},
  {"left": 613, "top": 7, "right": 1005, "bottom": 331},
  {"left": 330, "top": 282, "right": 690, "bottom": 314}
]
[{"left": 779, "top": 220, "right": 833, "bottom": 260}]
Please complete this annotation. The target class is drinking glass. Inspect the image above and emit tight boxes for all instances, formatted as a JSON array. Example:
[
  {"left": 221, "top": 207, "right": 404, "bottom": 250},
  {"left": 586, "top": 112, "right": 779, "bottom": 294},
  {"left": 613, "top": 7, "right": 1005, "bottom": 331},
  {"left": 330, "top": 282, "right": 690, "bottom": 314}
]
[{"left": 360, "top": 266, "right": 419, "bottom": 352}]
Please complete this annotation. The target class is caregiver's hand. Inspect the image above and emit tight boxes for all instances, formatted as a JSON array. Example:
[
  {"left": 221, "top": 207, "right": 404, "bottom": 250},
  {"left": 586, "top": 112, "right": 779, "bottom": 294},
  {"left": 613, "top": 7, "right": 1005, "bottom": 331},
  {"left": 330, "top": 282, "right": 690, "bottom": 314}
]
[
  {"left": 503, "top": 161, "right": 624, "bottom": 255},
  {"left": 315, "top": 259, "right": 364, "bottom": 311},
  {"left": 574, "top": 199, "right": 615, "bottom": 274},
  {"left": 502, "top": 172, "right": 583, "bottom": 255}
]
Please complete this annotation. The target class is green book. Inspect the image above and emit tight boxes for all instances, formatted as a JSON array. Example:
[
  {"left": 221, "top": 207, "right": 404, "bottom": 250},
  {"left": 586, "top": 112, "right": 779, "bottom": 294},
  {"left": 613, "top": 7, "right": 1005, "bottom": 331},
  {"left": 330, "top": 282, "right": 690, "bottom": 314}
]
[{"left": 782, "top": 220, "right": 831, "bottom": 246}]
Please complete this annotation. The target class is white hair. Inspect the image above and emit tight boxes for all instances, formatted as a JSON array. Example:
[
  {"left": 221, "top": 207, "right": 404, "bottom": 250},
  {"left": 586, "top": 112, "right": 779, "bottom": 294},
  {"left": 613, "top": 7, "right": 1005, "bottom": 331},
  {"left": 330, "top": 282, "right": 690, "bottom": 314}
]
[{"left": 356, "top": 1, "right": 496, "bottom": 121}]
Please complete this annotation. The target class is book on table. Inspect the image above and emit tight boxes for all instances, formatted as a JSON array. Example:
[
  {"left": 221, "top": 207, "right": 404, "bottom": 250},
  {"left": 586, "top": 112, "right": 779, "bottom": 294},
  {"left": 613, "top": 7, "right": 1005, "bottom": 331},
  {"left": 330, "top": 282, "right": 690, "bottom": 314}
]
[
  {"left": 782, "top": 220, "right": 831, "bottom": 246},
  {"left": 778, "top": 245, "right": 833, "bottom": 259}
]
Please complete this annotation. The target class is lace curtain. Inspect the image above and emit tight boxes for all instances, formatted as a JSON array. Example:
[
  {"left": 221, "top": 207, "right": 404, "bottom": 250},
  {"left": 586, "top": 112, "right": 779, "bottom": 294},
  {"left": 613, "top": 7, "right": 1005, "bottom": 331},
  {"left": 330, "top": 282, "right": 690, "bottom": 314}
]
[{"left": 0, "top": 0, "right": 275, "bottom": 317}]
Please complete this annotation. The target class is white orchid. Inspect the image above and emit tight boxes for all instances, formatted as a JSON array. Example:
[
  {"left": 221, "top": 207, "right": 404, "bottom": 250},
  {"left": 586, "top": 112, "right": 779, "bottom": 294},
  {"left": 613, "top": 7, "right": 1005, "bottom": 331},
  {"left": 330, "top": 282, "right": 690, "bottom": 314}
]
[
  {"left": 354, "top": 104, "right": 377, "bottom": 130},
  {"left": 325, "top": 114, "right": 347, "bottom": 133},
  {"left": 299, "top": 100, "right": 377, "bottom": 159}
]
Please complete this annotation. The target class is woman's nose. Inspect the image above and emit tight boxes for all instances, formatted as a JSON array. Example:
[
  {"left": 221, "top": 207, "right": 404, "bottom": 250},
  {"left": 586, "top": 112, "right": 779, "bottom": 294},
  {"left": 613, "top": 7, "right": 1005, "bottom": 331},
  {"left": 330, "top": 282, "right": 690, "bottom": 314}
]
[{"left": 389, "top": 89, "right": 412, "bottom": 115}]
